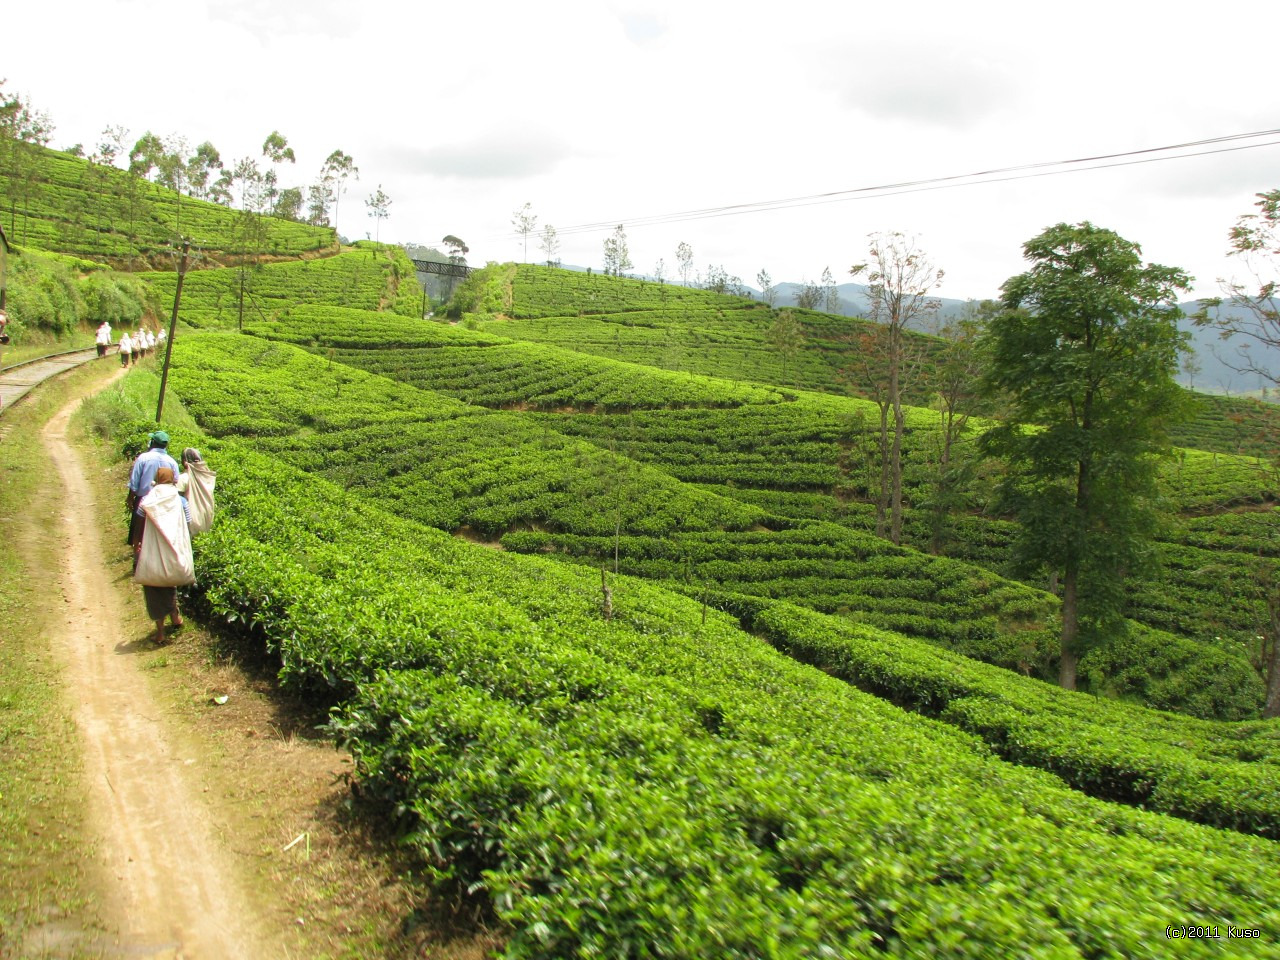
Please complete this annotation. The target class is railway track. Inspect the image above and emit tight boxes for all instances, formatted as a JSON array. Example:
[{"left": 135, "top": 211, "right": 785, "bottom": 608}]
[{"left": 0, "top": 347, "right": 100, "bottom": 418}]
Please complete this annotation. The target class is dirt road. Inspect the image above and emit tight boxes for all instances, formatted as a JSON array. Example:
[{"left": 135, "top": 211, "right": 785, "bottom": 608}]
[{"left": 40, "top": 379, "right": 265, "bottom": 959}]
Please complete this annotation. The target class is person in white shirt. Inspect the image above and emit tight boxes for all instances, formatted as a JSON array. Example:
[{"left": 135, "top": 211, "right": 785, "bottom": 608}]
[
  {"left": 119, "top": 332, "right": 133, "bottom": 366},
  {"left": 95, "top": 321, "right": 112, "bottom": 358}
]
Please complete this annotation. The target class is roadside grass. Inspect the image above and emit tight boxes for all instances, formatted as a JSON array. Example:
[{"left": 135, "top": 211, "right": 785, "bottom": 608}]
[
  {"left": 74, "top": 369, "right": 503, "bottom": 959},
  {"left": 0, "top": 362, "right": 115, "bottom": 958}
]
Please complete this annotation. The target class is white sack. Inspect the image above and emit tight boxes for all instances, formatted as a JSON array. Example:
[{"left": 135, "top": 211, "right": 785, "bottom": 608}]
[
  {"left": 134, "top": 484, "right": 195, "bottom": 587},
  {"left": 182, "top": 462, "right": 217, "bottom": 535}
]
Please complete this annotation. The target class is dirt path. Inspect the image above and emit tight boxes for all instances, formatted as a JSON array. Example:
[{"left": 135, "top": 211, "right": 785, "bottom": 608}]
[{"left": 40, "top": 379, "right": 265, "bottom": 959}]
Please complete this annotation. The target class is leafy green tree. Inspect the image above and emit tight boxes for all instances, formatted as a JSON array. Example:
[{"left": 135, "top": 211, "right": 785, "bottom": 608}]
[
  {"left": 306, "top": 181, "right": 332, "bottom": 226},
  {"left": 0, "top": 82, "right": 54, "bottom": 239},
  {"left": 794, "top": 278, "right": 823, "bottom": 310},
  {"left": 980, "top": 222, "right": 1192, "bottom": 690},
  {"left": 274, "top": 186, "right": 303, "bottom": 222}
]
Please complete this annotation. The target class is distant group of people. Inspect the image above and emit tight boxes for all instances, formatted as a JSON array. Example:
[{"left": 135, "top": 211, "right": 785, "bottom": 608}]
[
  {"left": 95, "top": 321, "right": 166, "bottom": 366},
  {"left": 127, "top": 430, "right": 216, "bottom": 644}
]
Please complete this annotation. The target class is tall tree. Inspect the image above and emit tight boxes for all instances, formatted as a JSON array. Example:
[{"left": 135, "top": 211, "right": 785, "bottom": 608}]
[
  {"left": 794, "top": 278, "right": 823, "bottom": 310},
  {"left": 603, "top": 224, "right": 632, "bottom": 277},
  {"left": 757, "top": 268, "right": 776, "bottom": 306},
  {"left": 770, "top": 307, "right": 803, "bottom": 382},
  {"left": 365, "top": 184, "right": 392, "bottom": 243},
  {"left": 539, "top": 223, "right": 560, "bottom": 267},
  {"left": 676, "top": 241, "right": 693, "bottom": 286},
  {"left": 980, "top": 222, "right": 1191, "bottom": 690},
  {"left": 921, "top": 302, "right": 989, "bottom": 555},
  {"left": 274, "top": 185, "right": 303, "bottom": 222},
  {"left": 0, "top": 82, "right": 54, "bottom": 239},
  {"left": 321, "top": 149, "right": 358, "bottom": 234},
  {"left": 1194, "top": 189, "right": 1280, "bottom": 717},
  {"left": 822, "top": 265, "right": 840, "bottom": 312},
  {"left": 851, "top": 232, "right": 944, "bottom": 545},
  {"left": 512, "top": 202, "right": 537, "bottom": 263},
  {"left": 186, "top": 141, "right": 222, "bottom": 200},
  {"left": 306, "top": 181, "right": 332, "bottom": 226}
]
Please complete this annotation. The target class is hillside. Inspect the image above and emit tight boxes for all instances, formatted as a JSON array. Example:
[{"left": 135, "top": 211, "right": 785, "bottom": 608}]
[
  {"left": 138, "top": 329, "right": 1280, "bottom": 956},
  {"left": 8, "top": 193, "right": 1280, "bottom": 955},
  {"left": 0, "top": 142, "right": 335, "bottom": 266}
]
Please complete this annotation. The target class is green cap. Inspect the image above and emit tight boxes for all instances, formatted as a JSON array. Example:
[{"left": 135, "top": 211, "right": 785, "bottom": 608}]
[{"left": 150, "top": 430, "right": 170, "bottom": 447}]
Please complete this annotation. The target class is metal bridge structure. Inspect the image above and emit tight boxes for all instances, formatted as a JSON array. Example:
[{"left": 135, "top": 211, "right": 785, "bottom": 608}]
[{"left": 410, "top": 259, "right": 472, "bottom": 279}]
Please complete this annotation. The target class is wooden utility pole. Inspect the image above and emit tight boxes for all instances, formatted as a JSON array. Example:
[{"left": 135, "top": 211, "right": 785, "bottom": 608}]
[{"left": 155, "top": 240, "right": 190, "bottom": 424}]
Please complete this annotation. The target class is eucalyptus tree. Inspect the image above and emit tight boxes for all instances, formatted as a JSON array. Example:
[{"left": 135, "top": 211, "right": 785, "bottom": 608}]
[
  {"left": 512, "top": 202, "right": 537, "bottom": 262},
  {"left": 757, "top": 268, "right": 776, "bottom": 305},
  {"left": 603, "top": 224, "right": 632, "bottom": 277},
  {"left": 849, "top": 232, "right": 944, "bottom": 546},
  {"left": 676, "top": 241, "right": 693, "bottom": 285},
  {"left": 321, "top": 149, "right": 358, "bottom": 234},
  {"left": 539, "top": 223, "right": 560, "bottom": 267},
  {"left": 365, "top": 184, "right": 392, "bottom": 243},
  {"left": 980, "top": 222, "right": 1191, "bottom": 690},
  {"left": 261, "top": 131, "right": 295, "bottom": 217}
]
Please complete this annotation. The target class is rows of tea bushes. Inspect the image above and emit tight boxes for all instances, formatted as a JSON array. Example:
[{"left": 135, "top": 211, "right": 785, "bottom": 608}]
[
  {"left": 505, "top": 264, "right": 752, "bottom": 317},
  {"left": 329, "top": 340, "right": 787, "bottom": 411},
  {"left": 0, "top": 143, "right": 334, "bottom": 264},
  {"left": 1175, "top": 392, "right": 1280, "bottom": 460},
  {"left": 501, "top": 524, "right": 1057, "bottom": 669},
  {"left": 178, "top": 433, "right": 1280, "bottom": 957},
  {"left": 145, "top": 246, "right": 419, "bottom": 329},
  {"left": 243, "top": 303, "right": 789, "bottom": 410},
  {"left": 723, "top": 595, "right": 1280, "bottom": 834},
  {"left": 247, "top": 304, "right": 508, "bottom": 349},
  {"left": 488, "top": 265, "right": 1280, "bottom": 460},
  {"left": 168, "top": 335, "right": 765, "bottom": 536},
  {"left": 217, "top": 293, "right": 1276, "bottom": 715}
]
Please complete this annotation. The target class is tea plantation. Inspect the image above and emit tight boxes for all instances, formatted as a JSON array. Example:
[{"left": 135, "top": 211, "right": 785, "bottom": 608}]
[
  {"left": 68, "top": 249, "right": 1280, "bottom": 955},
  {"left": 148, "top": 342, "right": 1280, "bottom": 957}
]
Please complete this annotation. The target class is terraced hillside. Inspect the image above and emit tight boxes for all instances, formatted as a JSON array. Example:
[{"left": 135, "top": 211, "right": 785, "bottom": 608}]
[
  {"left": 136, "top": 329, "right": 1280, "bottom": 957},
  {"left": 145, "top": 243, "right": 423, "bottom": 328},
  {"left": 0, "top": 142, "right": 335, "bottom": 265},
  {"left": 244, "top": 294, "right": 1275, "bottom": 721},
  {"left": 466, "top": 263, "right": 1280, "bottom": 459}
]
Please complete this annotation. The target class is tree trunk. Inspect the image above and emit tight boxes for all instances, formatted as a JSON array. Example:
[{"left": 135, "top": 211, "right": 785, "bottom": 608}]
[
  {"left": 888, "top": 323, "right": 904, "bottom": 546},
  {"left": 875, "top": 401, "right": 890, "bottom": 539},
  {"left": 1265, "top": 643, "right": 1280, "bottom": 719},
  {"left": 1060, "top": 565, "right": 1079, "bottom": 690},
  {"left": 1264, "top": 588, "right": 1280, "bottom": 719}
]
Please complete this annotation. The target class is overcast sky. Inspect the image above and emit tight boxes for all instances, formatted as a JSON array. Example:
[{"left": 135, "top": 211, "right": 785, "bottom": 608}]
[{"left": 5, "top": 0, "right": 1278, "bottom": 300}]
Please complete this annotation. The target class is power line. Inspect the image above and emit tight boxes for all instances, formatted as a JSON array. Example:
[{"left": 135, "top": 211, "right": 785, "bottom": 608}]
[{"left": 485, "top": 129, "right": 1280, "bottom": 241}]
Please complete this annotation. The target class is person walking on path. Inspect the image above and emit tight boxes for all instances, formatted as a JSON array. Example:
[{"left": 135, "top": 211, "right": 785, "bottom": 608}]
[
  {"left": 134, "top": 465, "right": 192, "bottom": 644},
  {"left": 118, "top": 331, "right": 133, "bottom": 367},
  {"left": 95, "top": 321, "right": 112, "bottom": 358},
  {"left": 175, "top": 447, "right": 216, "bottom": 534},
  {"left": 127, "top": 431, "right": 181, "bottom": 571}
]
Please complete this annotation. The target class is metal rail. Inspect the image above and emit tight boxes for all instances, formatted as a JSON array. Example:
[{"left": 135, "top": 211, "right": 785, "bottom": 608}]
[{"left": 0, "top": 347, "right": 100, "bottom": 418}]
